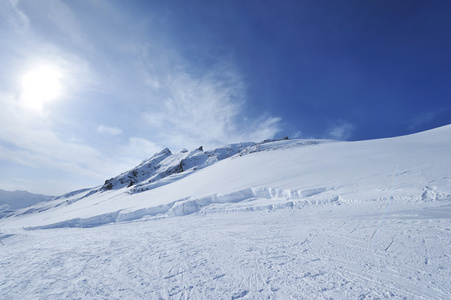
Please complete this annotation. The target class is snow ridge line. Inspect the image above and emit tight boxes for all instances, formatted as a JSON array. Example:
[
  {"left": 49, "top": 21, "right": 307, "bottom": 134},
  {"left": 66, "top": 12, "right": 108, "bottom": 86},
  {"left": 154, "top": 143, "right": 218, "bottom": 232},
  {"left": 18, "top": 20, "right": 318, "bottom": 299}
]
[{"left": 24, "top": 187, "right": 338, "bottom": 230}]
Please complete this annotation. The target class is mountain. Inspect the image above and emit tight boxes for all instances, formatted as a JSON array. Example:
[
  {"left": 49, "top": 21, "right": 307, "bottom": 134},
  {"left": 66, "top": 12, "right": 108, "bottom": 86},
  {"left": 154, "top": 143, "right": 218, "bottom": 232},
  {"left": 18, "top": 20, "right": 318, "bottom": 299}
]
[
  {"left": 4, "top": 126, "right": 450, "bottom": 230},
  {"left": 0, "top": 189, "right": 53, "bottom": 218},
  {"left": 2, "top": 138, "right": 335, "bottom": 229},
  {"left": 1, "top": 126, "right": 450, "bottom": 299},
  {"left": 99, "top": 142, "right": 256, "bottom": 192}
]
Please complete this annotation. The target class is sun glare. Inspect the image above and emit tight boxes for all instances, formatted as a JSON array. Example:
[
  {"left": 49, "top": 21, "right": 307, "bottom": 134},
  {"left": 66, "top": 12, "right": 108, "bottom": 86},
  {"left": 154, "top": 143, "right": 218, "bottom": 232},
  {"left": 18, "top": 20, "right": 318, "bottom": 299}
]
[{"left": 21, "top": 65, "right": 63, "bottom": 112}]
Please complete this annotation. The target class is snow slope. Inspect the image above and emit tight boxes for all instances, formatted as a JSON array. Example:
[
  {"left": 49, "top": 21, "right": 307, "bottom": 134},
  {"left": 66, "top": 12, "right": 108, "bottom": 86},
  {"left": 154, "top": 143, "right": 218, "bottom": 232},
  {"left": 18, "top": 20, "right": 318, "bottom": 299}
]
[
  {"left": 3, "top": 127, "right": 450, "bottom": 230},
  {"left": 1, "top": 126, "right": 450, "bottom": 299}
]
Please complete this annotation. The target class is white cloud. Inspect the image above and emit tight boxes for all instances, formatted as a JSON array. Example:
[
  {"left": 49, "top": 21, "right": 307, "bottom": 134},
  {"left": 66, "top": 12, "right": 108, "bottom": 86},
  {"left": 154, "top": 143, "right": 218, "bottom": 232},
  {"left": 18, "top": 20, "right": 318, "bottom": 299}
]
[
  {"left": 12, "top": 0, "right": 282, "bottom": 150},
  {"left": 0, "top": 92, "right": 116, "bottom": 181},
  {"left": 293, "top": 131, "right": 303, "bottom": 139},
  {"left": 409, "top": 111, "right": 439, "bottom": 130},
  {"left": 328, "top": 121, "right": 355, "bottom": 140},
  {"left": 8, "top": 0, "right": 94, "bottom": 53},
  {"left": 97, "top": 125, "right": 123, "bottom": 136},
  {"left": 0, "top": 0, "right": 30, "bottom": 33},
  {"left": 119, "top": 137, "right": 161, "bottom": 165},
  {"left": 142, "top": 63, "right": 281, "bottom": 149}
]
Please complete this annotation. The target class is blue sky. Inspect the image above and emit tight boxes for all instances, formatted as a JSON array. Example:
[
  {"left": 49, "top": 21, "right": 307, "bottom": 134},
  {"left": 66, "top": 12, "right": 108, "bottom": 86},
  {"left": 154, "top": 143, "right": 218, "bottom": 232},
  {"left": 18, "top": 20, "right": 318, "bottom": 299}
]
[{"left": 1, "top": 0, "right": 450, "bottom": 195}]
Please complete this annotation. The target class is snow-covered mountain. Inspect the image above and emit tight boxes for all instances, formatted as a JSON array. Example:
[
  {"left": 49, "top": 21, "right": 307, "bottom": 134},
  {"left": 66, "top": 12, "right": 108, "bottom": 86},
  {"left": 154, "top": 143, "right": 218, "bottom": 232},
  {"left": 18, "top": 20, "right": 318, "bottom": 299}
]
[
  {"left": 1, "top": 126, "right": 450, "bottom": 299},
  {"left": 2, "top": 138, "right": 336, "bottom": 229},
  {"left": 99, "top": 141, "right": 256, "bottom": 192}
]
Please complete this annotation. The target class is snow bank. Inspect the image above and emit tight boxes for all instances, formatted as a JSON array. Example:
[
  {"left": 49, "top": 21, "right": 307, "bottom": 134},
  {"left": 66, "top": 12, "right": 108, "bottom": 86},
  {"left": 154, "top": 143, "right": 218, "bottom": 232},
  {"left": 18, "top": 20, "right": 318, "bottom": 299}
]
[
  {"left": 24, "top": 184, "right": 450, "bottom": 230},
  {"left": 26, "top": 187, "right": 341, "bottom": 229}
]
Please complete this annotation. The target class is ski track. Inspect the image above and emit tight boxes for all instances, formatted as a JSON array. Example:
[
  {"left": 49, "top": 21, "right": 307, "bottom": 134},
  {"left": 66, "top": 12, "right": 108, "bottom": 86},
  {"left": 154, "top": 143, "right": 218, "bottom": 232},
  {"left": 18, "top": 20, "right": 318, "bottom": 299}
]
[{"left": 1, "top": 200, "right": 450, "bottom": 299}]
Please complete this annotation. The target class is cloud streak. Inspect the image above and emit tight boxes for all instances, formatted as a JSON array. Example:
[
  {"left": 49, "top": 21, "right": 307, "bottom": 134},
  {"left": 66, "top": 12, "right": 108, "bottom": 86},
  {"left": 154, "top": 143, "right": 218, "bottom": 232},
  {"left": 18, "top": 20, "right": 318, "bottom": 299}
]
[
  {"left": 0, "top": 0, "right": 29, "bottom": 33},
  {"left": 142, "top": 62, "right": 281, "bottom": 149},
  {"left": 328, "top": 121, "right": 355, "bottom": 140},
  {"left": 97, "top": 125, "right": 123, "bottom": 136}
]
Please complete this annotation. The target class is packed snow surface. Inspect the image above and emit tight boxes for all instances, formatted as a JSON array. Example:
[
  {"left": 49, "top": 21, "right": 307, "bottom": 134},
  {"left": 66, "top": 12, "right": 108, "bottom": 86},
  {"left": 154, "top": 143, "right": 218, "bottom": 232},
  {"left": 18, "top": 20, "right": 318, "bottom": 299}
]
[{"left": 1, "top": 126, "right": 451, "bottom": 299}]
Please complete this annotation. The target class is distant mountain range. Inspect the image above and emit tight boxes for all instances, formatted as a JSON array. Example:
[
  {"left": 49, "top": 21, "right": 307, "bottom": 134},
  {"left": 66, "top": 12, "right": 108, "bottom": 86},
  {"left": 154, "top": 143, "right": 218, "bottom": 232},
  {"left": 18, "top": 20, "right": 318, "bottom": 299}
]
[{"left": 0, "top": 189, "right": 53, "bottom": 218}]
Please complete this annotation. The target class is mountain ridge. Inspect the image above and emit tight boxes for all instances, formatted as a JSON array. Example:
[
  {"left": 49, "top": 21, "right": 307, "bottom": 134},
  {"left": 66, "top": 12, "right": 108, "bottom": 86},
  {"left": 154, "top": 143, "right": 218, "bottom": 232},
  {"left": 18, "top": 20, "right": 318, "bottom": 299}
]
[{"left": 89, "top": 137, "right": 307, "bottom": 196}]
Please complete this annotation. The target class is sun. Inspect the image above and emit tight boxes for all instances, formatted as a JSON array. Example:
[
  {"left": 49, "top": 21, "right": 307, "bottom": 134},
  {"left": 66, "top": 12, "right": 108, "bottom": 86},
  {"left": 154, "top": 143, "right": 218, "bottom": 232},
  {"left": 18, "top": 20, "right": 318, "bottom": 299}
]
[{"left": 20, "top": 65, "right": 63, "bottom": 112}]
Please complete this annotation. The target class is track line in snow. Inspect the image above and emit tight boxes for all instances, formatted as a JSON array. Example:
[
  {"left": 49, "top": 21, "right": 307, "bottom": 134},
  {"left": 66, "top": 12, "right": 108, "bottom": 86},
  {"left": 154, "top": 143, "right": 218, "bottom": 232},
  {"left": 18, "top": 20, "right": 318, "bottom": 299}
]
[{"left": 384, "top": 236, "right": 395, "bottom": 252}]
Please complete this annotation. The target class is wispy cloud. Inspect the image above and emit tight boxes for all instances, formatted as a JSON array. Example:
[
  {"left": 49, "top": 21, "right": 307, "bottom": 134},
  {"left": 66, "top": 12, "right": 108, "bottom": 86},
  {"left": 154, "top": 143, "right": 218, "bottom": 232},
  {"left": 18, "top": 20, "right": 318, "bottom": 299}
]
[
  {"left": 97, "top": 125, "right": 122, "bottom": 136},
  {"left": 327, "top": 121, "right": 355, "bottom": 140},
  {"left": 117, "top": 137, "right": 162, "bottom": 166},
  {"left": 142, "top": 62, "right": 281, "bottom": 149},
  {"left": 0, "top": 0, "right": 29, "bottom": 33},
  {"left": 408, "top": 110, "right": 440, "bottom": 130}
]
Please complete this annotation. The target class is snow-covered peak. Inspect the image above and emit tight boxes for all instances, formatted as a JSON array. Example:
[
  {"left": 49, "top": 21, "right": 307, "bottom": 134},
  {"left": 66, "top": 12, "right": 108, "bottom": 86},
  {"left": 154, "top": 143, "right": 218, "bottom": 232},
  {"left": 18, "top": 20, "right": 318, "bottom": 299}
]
[
  {"left": 101, "top": 147, "right": 174, "bottom": 191},
  {"left": 99, "top": 142, "right": 259, "bottom": 193},
  {"left": 97, "top": 138, "right": 324, "bottom": 194}
]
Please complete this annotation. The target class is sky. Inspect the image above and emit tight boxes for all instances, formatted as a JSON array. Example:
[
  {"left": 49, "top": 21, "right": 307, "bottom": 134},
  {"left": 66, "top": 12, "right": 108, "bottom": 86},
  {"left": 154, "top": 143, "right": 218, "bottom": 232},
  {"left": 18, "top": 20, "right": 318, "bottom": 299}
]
[{"left": 0, "top": 0, "right": 450, "bottom": 195}]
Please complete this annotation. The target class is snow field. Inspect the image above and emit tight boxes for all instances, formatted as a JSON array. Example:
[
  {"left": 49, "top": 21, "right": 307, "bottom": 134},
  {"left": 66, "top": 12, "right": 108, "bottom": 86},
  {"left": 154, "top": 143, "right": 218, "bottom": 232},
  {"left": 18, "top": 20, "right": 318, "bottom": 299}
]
[{"left": 1, "top": 199, "right": 450, "bottom": 299}]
